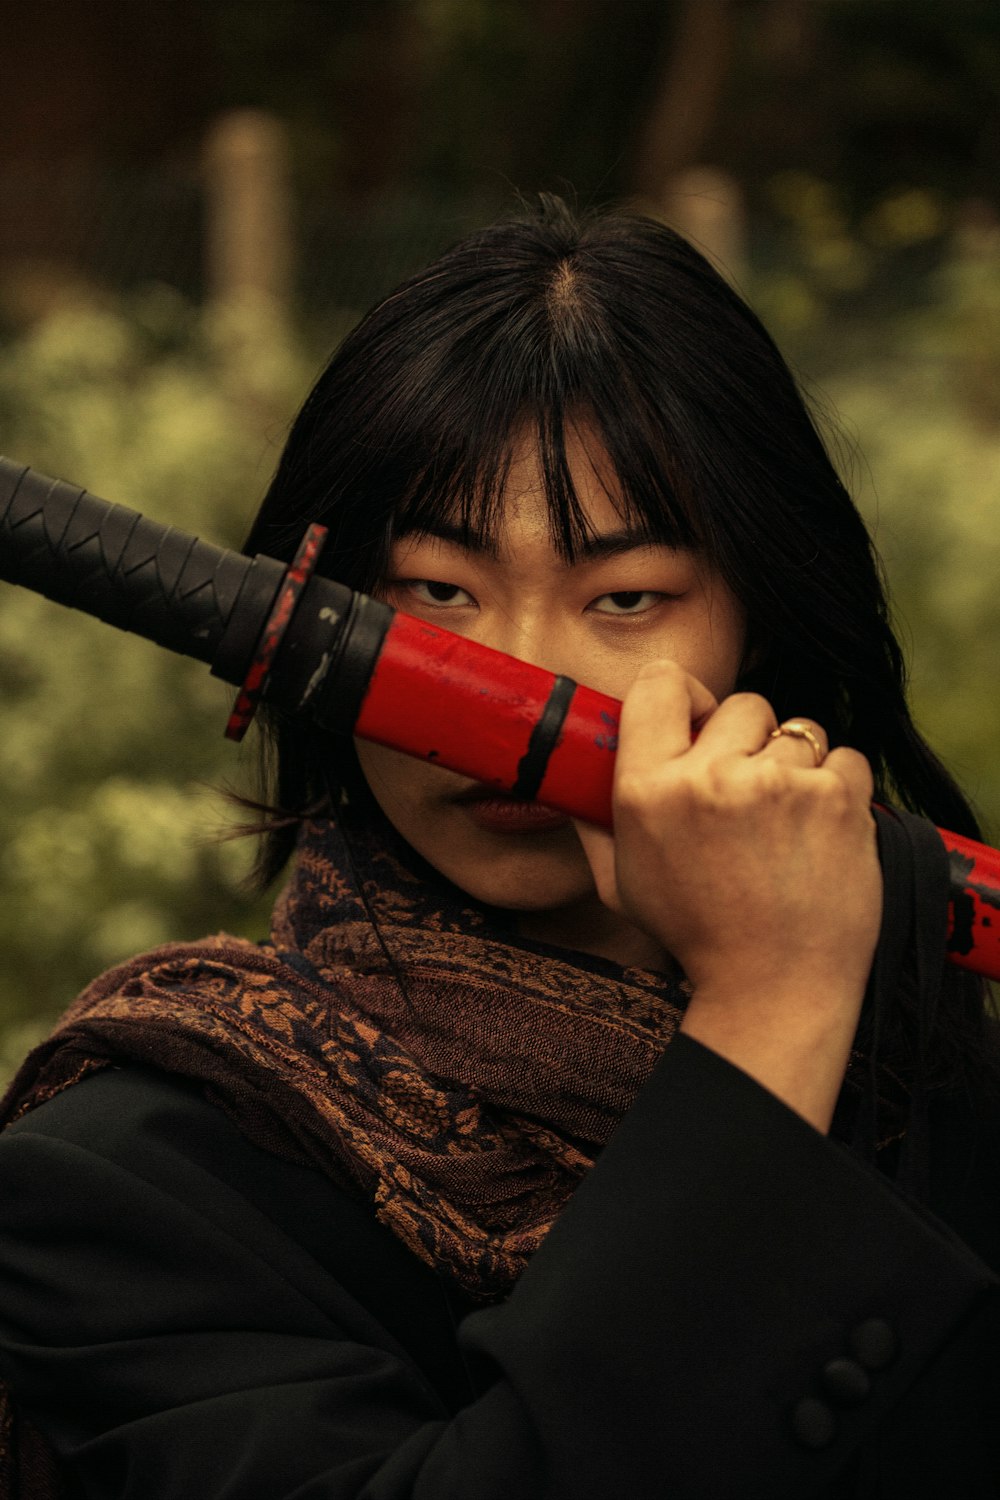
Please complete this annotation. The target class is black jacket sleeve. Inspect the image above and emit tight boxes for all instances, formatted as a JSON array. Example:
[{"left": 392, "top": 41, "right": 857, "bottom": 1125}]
[{"left": 0, "top": 1035, "right": 997, "bottom": 1500}]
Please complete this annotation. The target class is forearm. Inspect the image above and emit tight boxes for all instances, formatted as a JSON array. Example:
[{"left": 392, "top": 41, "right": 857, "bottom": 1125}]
[{"left": 679, "top": 973, "right": 866, "bottom": 1132}]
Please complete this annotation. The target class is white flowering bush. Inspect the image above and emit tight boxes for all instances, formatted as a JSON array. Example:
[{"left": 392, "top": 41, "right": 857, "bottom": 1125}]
[
  {"left": 0, "top": 289, "right": 316, "bottom": 1069},
  {"left": 745, "top": 178, "right": 1000, "bottom": 834},
  {"left": 812, "top": 241, "right": 1000, "bottom": 836}
]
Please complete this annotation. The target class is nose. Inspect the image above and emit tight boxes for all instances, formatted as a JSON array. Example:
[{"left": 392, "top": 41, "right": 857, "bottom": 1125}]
[{"left": 479, "top": 608, "right": 579, "bottom": 684}]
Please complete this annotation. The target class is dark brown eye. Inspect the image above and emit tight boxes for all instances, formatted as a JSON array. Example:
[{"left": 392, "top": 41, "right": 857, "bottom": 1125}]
[
  {"left": 591, "top": 591, "right": 663, "bottom": 615},
  {"left": 399, "top": 579, "right": 473, "bottom": 607},
  {"left": 424, "top": 581, "right": 461, "bottom": 602}
]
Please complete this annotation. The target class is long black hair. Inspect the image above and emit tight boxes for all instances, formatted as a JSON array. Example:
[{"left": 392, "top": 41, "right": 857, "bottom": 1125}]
[
  {"left": 243, "top": 194, "right": 994, "bottom": 1100},
  {"left": 247, "top": 194, "right": 979, "bottom": 850}
]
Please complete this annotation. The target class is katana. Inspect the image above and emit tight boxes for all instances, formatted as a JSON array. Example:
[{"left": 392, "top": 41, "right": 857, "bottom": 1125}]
[{"left": 1, "top": 457, "right": 997, "bottom": 980}]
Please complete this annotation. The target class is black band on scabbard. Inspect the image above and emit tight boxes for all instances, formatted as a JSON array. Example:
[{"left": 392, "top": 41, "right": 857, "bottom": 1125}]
[{"left": 513, "top": 673, "right": 577, "bottom": 800}]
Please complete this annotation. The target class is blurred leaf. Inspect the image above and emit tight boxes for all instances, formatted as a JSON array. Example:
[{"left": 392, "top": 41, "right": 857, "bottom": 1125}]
[{"left": 0, "top": 292, "right": 311, "bottom": 1069}]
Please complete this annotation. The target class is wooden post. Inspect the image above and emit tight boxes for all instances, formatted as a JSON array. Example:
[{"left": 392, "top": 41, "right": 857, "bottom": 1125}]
[
  {"left": 632, "top": 0, "right": 734, "bottom": 203},
  {"left": 202, "top": 110, "right": 301, "bottom": 423},
  {"left": 665, "top": 167, "right": 746, "bottom": 283},
  {"left": 203, "top": 110, "right": 292, "bottom": 311}
]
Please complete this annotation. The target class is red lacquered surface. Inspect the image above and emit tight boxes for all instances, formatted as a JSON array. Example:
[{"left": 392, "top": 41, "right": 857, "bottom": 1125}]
[
  {"left": 354, "top": 611, "right": 565, "bottom": 789},
  {"left": 939, "top": 827, "right": 1000, "bottom": 980},
  {"left": 537, "top": 680, "right": 618, "bottom": 827},
  {"left": 352, "top": 604, "right": 1000, "bottom": 982},
  {"left": 354, "top": 611, "right": 622, "bottom": 817}
]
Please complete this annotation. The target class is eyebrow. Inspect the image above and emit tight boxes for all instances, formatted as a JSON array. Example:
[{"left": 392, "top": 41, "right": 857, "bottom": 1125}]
[{"left": 393, "top": 520, "right": 669, "bottom": 564}]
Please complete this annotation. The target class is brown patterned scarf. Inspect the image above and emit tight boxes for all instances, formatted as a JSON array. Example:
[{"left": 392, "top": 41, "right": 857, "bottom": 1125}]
[
  {"left": 0, "top": 789, "right": 696, "bottom": 1494},
  {"left": 1, "top": 789, "right": 927, "bottom": 1497},
  {"left": 2, "top": 788, "right": 690, "bottom": 1303}
]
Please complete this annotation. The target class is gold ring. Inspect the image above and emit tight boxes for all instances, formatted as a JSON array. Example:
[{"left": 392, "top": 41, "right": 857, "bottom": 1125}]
[{"left": 768, "top": 719, "right": 825, "bottom": 767}]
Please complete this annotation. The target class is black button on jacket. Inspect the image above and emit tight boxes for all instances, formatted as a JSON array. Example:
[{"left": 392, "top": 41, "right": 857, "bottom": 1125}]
[{"left": 0, "top": 1035, "right": 998, "bottom": 1498}]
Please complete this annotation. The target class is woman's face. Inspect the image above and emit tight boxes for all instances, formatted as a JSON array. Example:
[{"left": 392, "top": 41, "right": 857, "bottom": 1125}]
[{"left": 353, "top": 424, "right": 748, "bottom": 967}]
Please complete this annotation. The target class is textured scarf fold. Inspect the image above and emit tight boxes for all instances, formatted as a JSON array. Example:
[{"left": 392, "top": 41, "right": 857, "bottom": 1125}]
[
  {"left": 0, "top": 792, "right": 929, "bottom": 1500},
  {"left": 3, "top": 792, "right": 690, "bottom": 1301}
]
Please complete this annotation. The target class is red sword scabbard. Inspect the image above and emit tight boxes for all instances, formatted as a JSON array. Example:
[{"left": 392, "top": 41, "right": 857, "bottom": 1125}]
[{"left": 2, "top": 457, "right": 998, "bottom": 981}]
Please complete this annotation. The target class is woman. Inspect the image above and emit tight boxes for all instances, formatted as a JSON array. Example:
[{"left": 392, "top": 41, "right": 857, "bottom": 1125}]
[{"left": 0, "top": 196, "right": 998, "bottom": 1498}]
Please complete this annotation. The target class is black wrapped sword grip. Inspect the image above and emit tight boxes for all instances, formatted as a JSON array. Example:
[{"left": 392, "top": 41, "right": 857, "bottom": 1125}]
[
  {"left": 0, "top": 457, "right": 275, "bottom": 666},
  {"left": 0, "top": 458, "right": 379, "bottom": 731}
]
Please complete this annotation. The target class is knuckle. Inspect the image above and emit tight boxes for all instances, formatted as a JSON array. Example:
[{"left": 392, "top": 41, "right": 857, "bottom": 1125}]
[
  {"left": 814, "top": 771, "right": 850, "bottom": 809},
  {"left": 723, "top": 690, "right": 774, "bottom": 719},
  {"left": 812, "top": 772, "right": 871, "bottom": 834},
  {"left": 753, "top": 758, "right": 793, "bottom": 798},
  {"left": 840, "top": 745, "right": 874, "bottom": 779},
  {"left": 827, "top": 747, "right": 876, "bottom": 796},
  {"left": 615, "top": 769, "right": 666, "bottom": 815},
  {"left": 700, "top": 761, "right": 733, "bottom": 803},
  {"left": 615, "top": 770, "right": 645, "bottom": 812},
  {"left": 700, "top": 761, "right": 767, "bottom": 811}
]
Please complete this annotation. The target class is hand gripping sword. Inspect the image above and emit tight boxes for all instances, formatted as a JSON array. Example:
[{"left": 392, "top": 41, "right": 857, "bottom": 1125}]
[{"left": 1, "top": 458, "right": 996, "bottom": 979}]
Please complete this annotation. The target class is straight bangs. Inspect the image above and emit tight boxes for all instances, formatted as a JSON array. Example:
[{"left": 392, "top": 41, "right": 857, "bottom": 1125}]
[
  {"left": 244, "top": 192, "right": 988, "bottom": 905},
  {"left": 237, "top": 193, "right": 996, "bottom": 1109},
  {"left": 371, "top": 290, "right": 709, "bottom": 574},
  {"left": 386, "top": 392, "right": 702, "bottom": 576}
]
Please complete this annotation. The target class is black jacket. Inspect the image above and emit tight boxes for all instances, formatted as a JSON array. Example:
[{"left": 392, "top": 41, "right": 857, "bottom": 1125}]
[{"left": 0, "top": 1033, "right": 997, "bottom": 1499}]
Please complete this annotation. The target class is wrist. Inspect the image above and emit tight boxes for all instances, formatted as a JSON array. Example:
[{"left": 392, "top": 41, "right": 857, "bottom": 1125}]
[{"left": 679, "top": 975, "right": 865, "bottom": 1133}]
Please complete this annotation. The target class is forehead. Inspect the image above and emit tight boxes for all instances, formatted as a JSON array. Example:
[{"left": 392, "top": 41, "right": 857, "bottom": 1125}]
[
  {"left": 501, "top": 441, "right": 627, "bottom": 535},
  {"left": 392, "top": 423, "right": 669, "bottom": 563}
]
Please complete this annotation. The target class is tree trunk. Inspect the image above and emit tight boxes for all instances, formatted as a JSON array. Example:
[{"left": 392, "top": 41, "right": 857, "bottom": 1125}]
[{"left": 632, "top": 0, "right": 735, "bottom": 207}]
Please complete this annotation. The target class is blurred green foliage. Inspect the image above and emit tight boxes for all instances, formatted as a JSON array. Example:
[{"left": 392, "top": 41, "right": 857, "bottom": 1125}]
[
  {"left": 2, "top": 203, "right": 1000, "bottom": 1074},
  {"left": 0, "top": 289, "right": 314, "bottom": 1075},
  {"left": 745, "top": 176, "right": 1000, "bottom": 836},
  {"left": 826, "top": 285, "right": 1000, "bottom": 835}
]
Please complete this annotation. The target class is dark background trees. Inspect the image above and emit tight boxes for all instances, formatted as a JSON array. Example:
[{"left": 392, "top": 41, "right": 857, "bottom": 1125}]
[{"left": 3, "top": 1, "right": 1000, "bottom": 317}]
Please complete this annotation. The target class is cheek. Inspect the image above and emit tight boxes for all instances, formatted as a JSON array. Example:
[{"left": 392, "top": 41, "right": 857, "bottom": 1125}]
[
  {"left": 354, "top": 738, "right": 402, "bottom": 794},
  {"left": 352, "top": 738, "right": 472, "bottom": 832},
  {"left": 353, "top": 736, "right": 596, "bottom": 909},
  {"left": 354, "top": 738, "right": 434, "bottom": 811}
]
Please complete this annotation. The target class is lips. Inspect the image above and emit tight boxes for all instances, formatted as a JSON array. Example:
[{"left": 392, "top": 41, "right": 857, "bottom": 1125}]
[{"left": 452, "top": 783, "right": 571, "bottom": 833}]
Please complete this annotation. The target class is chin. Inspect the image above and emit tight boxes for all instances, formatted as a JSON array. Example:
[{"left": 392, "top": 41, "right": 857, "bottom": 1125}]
[
  {"left": 431, "top": 851, "right": 595, "bottom": 914},
  {"left": 355, "top": 755, "right": 595, "bottom": 912}
]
